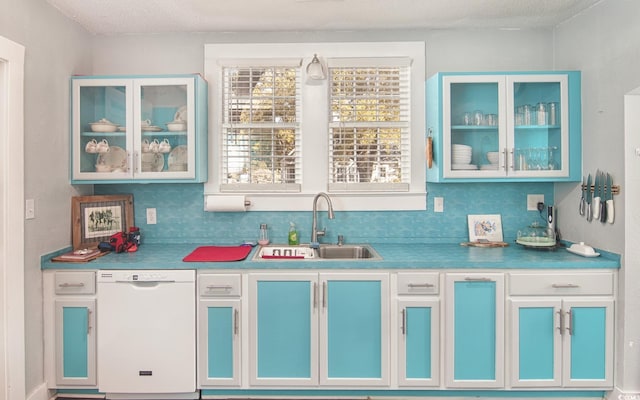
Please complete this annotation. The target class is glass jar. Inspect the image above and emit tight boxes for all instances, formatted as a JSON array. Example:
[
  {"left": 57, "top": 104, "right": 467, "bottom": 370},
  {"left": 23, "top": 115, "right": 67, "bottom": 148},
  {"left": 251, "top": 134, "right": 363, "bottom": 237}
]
[{"left": 258, "top": 223, "right": 270, "bottom": 246}]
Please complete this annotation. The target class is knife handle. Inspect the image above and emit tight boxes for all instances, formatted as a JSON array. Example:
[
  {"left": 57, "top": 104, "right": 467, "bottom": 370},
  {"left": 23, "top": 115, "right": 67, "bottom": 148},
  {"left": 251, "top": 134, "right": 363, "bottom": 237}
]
[
  {"left": 592, "top": 197, "right": 601, "bottom": 220},
  {"left": 600, "top": 201, "right": 607, "bottom": 223},
  {"left": 606, "top": 200, "right": 615, "bottom": 224}
]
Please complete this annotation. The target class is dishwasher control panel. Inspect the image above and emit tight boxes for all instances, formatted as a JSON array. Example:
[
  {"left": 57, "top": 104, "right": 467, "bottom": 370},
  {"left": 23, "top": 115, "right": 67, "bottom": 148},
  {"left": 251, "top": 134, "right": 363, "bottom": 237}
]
[{"left": 97, "top": 270, "right": 195, "bottom": 283}]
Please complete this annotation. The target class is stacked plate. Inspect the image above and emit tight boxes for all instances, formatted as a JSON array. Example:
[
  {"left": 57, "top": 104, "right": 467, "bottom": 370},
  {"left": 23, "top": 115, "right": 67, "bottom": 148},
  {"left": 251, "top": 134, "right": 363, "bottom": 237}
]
[{"left": 452, "top": 144, "right": 477, "bottom": 170}]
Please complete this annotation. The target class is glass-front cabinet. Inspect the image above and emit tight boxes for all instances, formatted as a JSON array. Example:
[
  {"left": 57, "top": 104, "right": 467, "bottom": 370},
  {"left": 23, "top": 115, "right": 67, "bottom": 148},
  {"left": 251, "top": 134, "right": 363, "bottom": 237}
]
[
  {"left": 426, "top": 71, "right": 581, "bottom": 182},
  {"left": 71, "top": 74, "right": 208, "bottom": 183}
]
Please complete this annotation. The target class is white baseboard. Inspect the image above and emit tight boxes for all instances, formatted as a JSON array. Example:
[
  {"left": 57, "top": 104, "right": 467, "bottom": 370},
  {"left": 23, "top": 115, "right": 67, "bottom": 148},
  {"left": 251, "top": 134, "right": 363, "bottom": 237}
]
[
  {"left": 26, "top": 382, "right": 50, "bottom": 400},
  {"left": 608, "top": 387, "right": 640, "bottom": 400}
]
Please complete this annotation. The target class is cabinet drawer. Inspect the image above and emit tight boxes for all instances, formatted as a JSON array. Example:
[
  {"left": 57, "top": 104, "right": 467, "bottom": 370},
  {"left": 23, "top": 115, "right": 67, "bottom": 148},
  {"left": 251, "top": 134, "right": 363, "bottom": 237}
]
[
  {"left": 509, "top": 272, "right": 614, "bottom": 296},
  {"left": 54, "top": 271, "right": 96, "bottom": 295},
  {"left": 199, "top": 274, "right": 241, "bottom": 297},
  {"left": 397, "top": 273, "right": 439, "bottom": 295}
]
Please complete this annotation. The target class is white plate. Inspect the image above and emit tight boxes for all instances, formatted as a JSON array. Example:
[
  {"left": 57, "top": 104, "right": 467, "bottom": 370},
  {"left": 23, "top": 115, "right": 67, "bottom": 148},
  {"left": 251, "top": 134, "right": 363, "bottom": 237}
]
[
  {"left": 142, "top": 126, "right": 163, "bottom": 132},
  {"left": 168, "top": 145, "right": 188, "bottom": 170},
  {"left": 174, "top": 105, "right": 188, "bottom": 122},
  {"left": 452, "top": 163, "right": 478, "bottom": 170},
  {"left": 566, "top": 247, "right": 600, "bottom": 257},
  {"left": 96, "top": 146, "right": 127, "bottom": 172},
  {"left": 516, "top": 237, "right": 556, "bottom": 247},
  {"left": 141, "top": 152, "right": 164, "bottom": 172}
]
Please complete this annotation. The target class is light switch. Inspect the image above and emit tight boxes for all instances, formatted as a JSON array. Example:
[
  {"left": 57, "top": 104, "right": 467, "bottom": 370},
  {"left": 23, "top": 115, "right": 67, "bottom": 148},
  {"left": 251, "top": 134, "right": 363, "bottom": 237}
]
[
  {"left": 146, "top": 208, "right": 157, "bottom": 224},
  {"left": 25, "top": 199, "right": 35, "bottom": 219}
]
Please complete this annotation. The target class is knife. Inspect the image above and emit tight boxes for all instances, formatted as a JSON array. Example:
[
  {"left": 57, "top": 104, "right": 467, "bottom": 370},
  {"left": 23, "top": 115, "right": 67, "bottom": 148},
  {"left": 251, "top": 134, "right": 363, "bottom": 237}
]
[
  {"left": 579, "top": 175, "right": 586, "bottom": 216},
  {"left": 600, "top": 171, "right": 607, "bottom": 223},
  {"left": 606, "top": 173, "right": 615, "bottom": 224},
  {"left": 592, "top": 171, "right": 601, "bottom": 220},
  {"left": 585, "top": 173, "right": 592, "bottom": 221}
]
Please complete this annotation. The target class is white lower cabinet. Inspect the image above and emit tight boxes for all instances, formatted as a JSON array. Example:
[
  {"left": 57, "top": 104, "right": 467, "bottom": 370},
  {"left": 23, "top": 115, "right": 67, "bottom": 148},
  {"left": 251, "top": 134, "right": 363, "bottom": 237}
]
[
  {"left": 508, "top": 272, "right": 615, "bottom": 389},
  {"left": 247, "top": 272, "right": 390, "bottom": 387},
  {"left": 44, "top": 271, "right": 97, "bottom": 388},
  {"left": 396, "top": 273, "right": 441, "bottom": 387},
  {"left": 445, "top": 273, "right": 505, "bottom": 388},
  {"left": 198, "top": 274, "right": 242, "bottom": 387}
]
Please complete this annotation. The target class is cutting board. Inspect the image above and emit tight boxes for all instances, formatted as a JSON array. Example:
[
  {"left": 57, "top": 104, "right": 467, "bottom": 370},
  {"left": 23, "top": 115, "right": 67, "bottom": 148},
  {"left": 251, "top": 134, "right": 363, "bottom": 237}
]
[
  {"left": 183, "top": 245, "right": 252, "bottom": 262},
  {"left": 460, "top": 241, "right": 509, "bottom": 248}
]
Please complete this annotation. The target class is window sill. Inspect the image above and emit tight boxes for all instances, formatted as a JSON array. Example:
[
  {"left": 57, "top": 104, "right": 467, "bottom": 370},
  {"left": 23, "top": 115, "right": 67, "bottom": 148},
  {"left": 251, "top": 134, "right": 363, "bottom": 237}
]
[{"left": 204, "top": 192, "right": 427, "bottom": 212}]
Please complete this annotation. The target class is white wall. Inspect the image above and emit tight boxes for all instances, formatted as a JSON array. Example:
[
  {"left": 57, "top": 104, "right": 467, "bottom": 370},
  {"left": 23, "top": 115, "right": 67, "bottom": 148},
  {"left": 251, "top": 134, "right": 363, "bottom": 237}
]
[
  {"left": 554, "top": 0, "right": 640, "bottom": 393},
  {"left": 0, "top": 0, "right": 92, "bottom": 396}
]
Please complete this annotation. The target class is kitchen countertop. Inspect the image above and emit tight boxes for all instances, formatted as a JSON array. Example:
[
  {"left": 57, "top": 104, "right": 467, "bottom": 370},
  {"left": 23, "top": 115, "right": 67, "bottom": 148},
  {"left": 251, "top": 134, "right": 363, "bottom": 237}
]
[{"left": 41, "top": 242, "right": 620, "bottom": 270}]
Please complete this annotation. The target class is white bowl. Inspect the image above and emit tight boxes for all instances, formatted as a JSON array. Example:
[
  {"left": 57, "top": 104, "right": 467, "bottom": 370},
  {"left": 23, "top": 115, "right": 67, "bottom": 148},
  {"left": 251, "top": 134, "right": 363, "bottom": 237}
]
[
  {"left": 90, "top": 123, "right": 117, "bottom": 133},
  {"left": 166, "top": 121, "right": 187, "bottom": 131},
  {"left": 487, "top": 151, "right": 500, "bottom": 164}
]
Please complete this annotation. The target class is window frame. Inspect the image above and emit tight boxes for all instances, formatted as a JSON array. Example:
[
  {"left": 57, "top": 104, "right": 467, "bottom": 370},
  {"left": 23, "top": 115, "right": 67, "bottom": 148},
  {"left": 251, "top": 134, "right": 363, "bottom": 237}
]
[{"left": 204, "top": 42, "right": 426, "bottom": 211}]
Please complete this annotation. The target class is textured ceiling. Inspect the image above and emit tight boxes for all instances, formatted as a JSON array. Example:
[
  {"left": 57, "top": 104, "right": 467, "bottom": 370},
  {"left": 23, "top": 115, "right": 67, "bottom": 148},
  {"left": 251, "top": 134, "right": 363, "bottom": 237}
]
[{"left": 45, "top": 0, "right": 601, "bottom": 35}]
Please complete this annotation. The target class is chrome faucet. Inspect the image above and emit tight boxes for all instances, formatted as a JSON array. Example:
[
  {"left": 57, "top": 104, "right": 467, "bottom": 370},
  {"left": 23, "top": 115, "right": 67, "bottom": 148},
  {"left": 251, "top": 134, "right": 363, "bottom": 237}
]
[{"left": 310, "top": 192, "right": 335, "bottom": 248}]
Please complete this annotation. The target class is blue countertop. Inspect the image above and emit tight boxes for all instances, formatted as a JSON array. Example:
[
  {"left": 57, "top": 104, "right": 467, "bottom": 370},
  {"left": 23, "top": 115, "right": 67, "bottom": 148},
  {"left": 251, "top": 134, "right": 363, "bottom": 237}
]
[{"left": 42, "top": 242, "right": 620, "bottom": 270}]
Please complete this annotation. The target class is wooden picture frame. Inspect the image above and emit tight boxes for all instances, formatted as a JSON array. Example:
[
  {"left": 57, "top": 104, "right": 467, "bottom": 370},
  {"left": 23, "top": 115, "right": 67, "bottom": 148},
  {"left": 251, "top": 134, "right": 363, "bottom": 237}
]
[
  {"left": 72, "top": 194, "right": 134, "bottom": 250},
  {"left": 467, "top": 214, "right": 503, "bottom": 242}
]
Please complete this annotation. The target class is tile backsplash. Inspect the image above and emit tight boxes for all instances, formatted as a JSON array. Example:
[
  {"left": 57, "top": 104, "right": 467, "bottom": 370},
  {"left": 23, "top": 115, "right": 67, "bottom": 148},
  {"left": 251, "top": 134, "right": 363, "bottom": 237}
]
[{"left": 96, "top": 182, "right": 554, "bottom": 245}]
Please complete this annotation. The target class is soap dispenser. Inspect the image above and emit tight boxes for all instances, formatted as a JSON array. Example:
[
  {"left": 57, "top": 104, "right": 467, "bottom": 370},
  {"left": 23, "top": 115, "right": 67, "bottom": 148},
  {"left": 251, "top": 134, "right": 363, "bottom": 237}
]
[{"left": 288, "top": 222, "right": 299, "bottom": 245}]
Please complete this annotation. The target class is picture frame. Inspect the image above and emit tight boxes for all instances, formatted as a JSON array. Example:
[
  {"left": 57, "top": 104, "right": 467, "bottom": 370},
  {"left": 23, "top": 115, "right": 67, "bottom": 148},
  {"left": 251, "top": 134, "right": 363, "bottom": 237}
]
[
  {"left": 467, "top": 214, "right": 503, "bottom": 242},
  {"left": 72, "top": 194, "right": 134, "bottom": 250}
]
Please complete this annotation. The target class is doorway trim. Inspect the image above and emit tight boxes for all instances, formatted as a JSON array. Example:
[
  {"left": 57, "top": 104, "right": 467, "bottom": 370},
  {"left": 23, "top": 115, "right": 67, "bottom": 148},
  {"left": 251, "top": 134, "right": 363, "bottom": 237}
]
[{"left": 0, "top": 35, "right": 26, "bottom": 400}]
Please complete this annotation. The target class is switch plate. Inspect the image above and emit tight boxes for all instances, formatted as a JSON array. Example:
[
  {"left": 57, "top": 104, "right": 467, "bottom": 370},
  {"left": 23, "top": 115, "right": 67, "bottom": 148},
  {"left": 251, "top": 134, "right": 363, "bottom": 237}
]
[
  {"left": 25, "top": 199, "right": 35, "bottom": 219},
  {"left": 527, "top": 194, "right": 544, "bottom": 211},
  {"left": 146, "top": 208, "right": 157, "bottom": 224},
  {"left": 434, "top": 197, "right": 444, "bottom": 213}
]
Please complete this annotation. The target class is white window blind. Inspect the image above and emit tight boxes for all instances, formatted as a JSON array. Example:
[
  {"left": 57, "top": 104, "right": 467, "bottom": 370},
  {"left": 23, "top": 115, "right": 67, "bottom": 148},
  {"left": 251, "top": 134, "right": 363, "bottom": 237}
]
[
  {"left": 221, "top": 62, "right": 302, "bottom": 192},
  {"left": 328, "top": 57, "right": 411, "bottom": 192}
]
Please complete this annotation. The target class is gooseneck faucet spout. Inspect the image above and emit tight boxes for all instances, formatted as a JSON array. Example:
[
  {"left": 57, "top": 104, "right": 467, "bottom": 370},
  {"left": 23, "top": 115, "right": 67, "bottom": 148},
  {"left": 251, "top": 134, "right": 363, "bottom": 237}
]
[{"left": 311, "top": 192, "right": 335, "bottom": 248}]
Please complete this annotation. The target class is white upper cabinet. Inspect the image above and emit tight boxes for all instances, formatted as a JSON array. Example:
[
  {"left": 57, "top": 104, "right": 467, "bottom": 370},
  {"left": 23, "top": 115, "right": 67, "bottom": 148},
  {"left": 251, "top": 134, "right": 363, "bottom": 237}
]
[
  {"left": 426, "top": 71, "right": 581, "bottom": 182},
  {"left": 70, "top": 74, "right": 208, "bottom": 184}
]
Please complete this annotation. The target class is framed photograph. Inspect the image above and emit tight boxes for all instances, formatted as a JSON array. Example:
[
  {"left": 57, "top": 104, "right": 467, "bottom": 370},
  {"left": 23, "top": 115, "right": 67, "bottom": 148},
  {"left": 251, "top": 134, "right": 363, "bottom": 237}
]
[
  {"left": 467, "top": 214, "right": 503, "bottom": 242},
  {"left": 72, "top": 194, "right": 134, "bottom": 250}
]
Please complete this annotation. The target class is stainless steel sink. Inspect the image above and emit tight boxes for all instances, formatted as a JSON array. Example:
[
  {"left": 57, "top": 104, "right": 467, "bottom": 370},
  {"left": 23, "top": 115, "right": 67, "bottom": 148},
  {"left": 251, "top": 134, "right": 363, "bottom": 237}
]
[
  {"left": 253, "top": 244, "right": 381, "bottom": 261},
  {"left": 317, "top": 244, "right": 381, "bottom": 260}
]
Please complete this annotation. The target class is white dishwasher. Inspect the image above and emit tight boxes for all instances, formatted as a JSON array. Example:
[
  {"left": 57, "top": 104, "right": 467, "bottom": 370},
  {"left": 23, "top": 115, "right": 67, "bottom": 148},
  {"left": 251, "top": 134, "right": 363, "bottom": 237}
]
[{"left": 97, "top": 270, "right": 197, "bottom": 399}]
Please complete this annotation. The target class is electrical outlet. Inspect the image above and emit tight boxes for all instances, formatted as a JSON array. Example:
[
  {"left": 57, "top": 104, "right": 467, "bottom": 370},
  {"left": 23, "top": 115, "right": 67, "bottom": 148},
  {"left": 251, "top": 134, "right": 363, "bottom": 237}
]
[
  {"left": 146, "top": 208, "right": 157, "bottom": 224},
  {"left": 527, "top": 194, "right": 545, "bottom": 211},
  {"left": 434, "top": 197, "right": 444, "bottom": 213},
  {"left": 25, "top": 199, "right": 35, "bottom": 220}
]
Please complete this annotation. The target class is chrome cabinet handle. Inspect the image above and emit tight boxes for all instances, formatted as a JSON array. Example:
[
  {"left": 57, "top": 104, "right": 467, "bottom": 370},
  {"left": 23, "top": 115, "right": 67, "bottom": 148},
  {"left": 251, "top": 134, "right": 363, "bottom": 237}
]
[
  {"left": 322, "top": 282, "right": 327, "bottom": 309},
  {"left": 87, "top": 309, "right": 92, "bottom": 334},
  {"left": 566, "top": 309, "right": 573, "bottom": 335},
  {"left": 206, "top": 284, "right": 233, "bottom": 290},
  {"left": 58, "top": 282, "right": 85, "bottom": 288},
  {"left": 313, "top": 282, "right": 318, "bottom": 309},
  {"left": 552, "top": 283, "right": 580, "bottom": 289},
  {"left": 556, "top": 309, "right": 564, "bottom": 334},
  {"left": 401, "top": 308, "right": 406, "bottom": 336},
  {"left": 464, "top": 277, "right": 492, "bottom": 282},
  {"left": 407, "top": 283, "right": 435, "bottom": 288},
  {"left": 234, "top": 309, "right": 239, "bottom": 335},
  {"left": 509, "top": 148, "right": 514, "bottom": 171}
]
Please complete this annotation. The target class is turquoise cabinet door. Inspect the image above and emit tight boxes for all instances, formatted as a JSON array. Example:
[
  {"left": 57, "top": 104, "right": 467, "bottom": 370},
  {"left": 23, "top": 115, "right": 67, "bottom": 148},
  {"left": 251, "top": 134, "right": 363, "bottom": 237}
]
[
  {"left": 510, "top": 299, "right": 562, "bottom": 387},
  {"left": 199, "top": 299, "right": 240, "bottom": 386},
  {"left": 563, "top": 299, "right": 614, "bottom": 387},
  {"left": 320, "top": 273, "right": 389, "bottom": 386},
  {"left": 55, "top": 299, "right": 96, "bottom": 385},
  {"left": 445, "top": 274, "right": 504, "bottom": 388},
  {"left": 398, "top": 299, "right": 440, "bottom": 386},
  {"left": 249, "top": 274, "right": 318, "bottom": 386}
]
